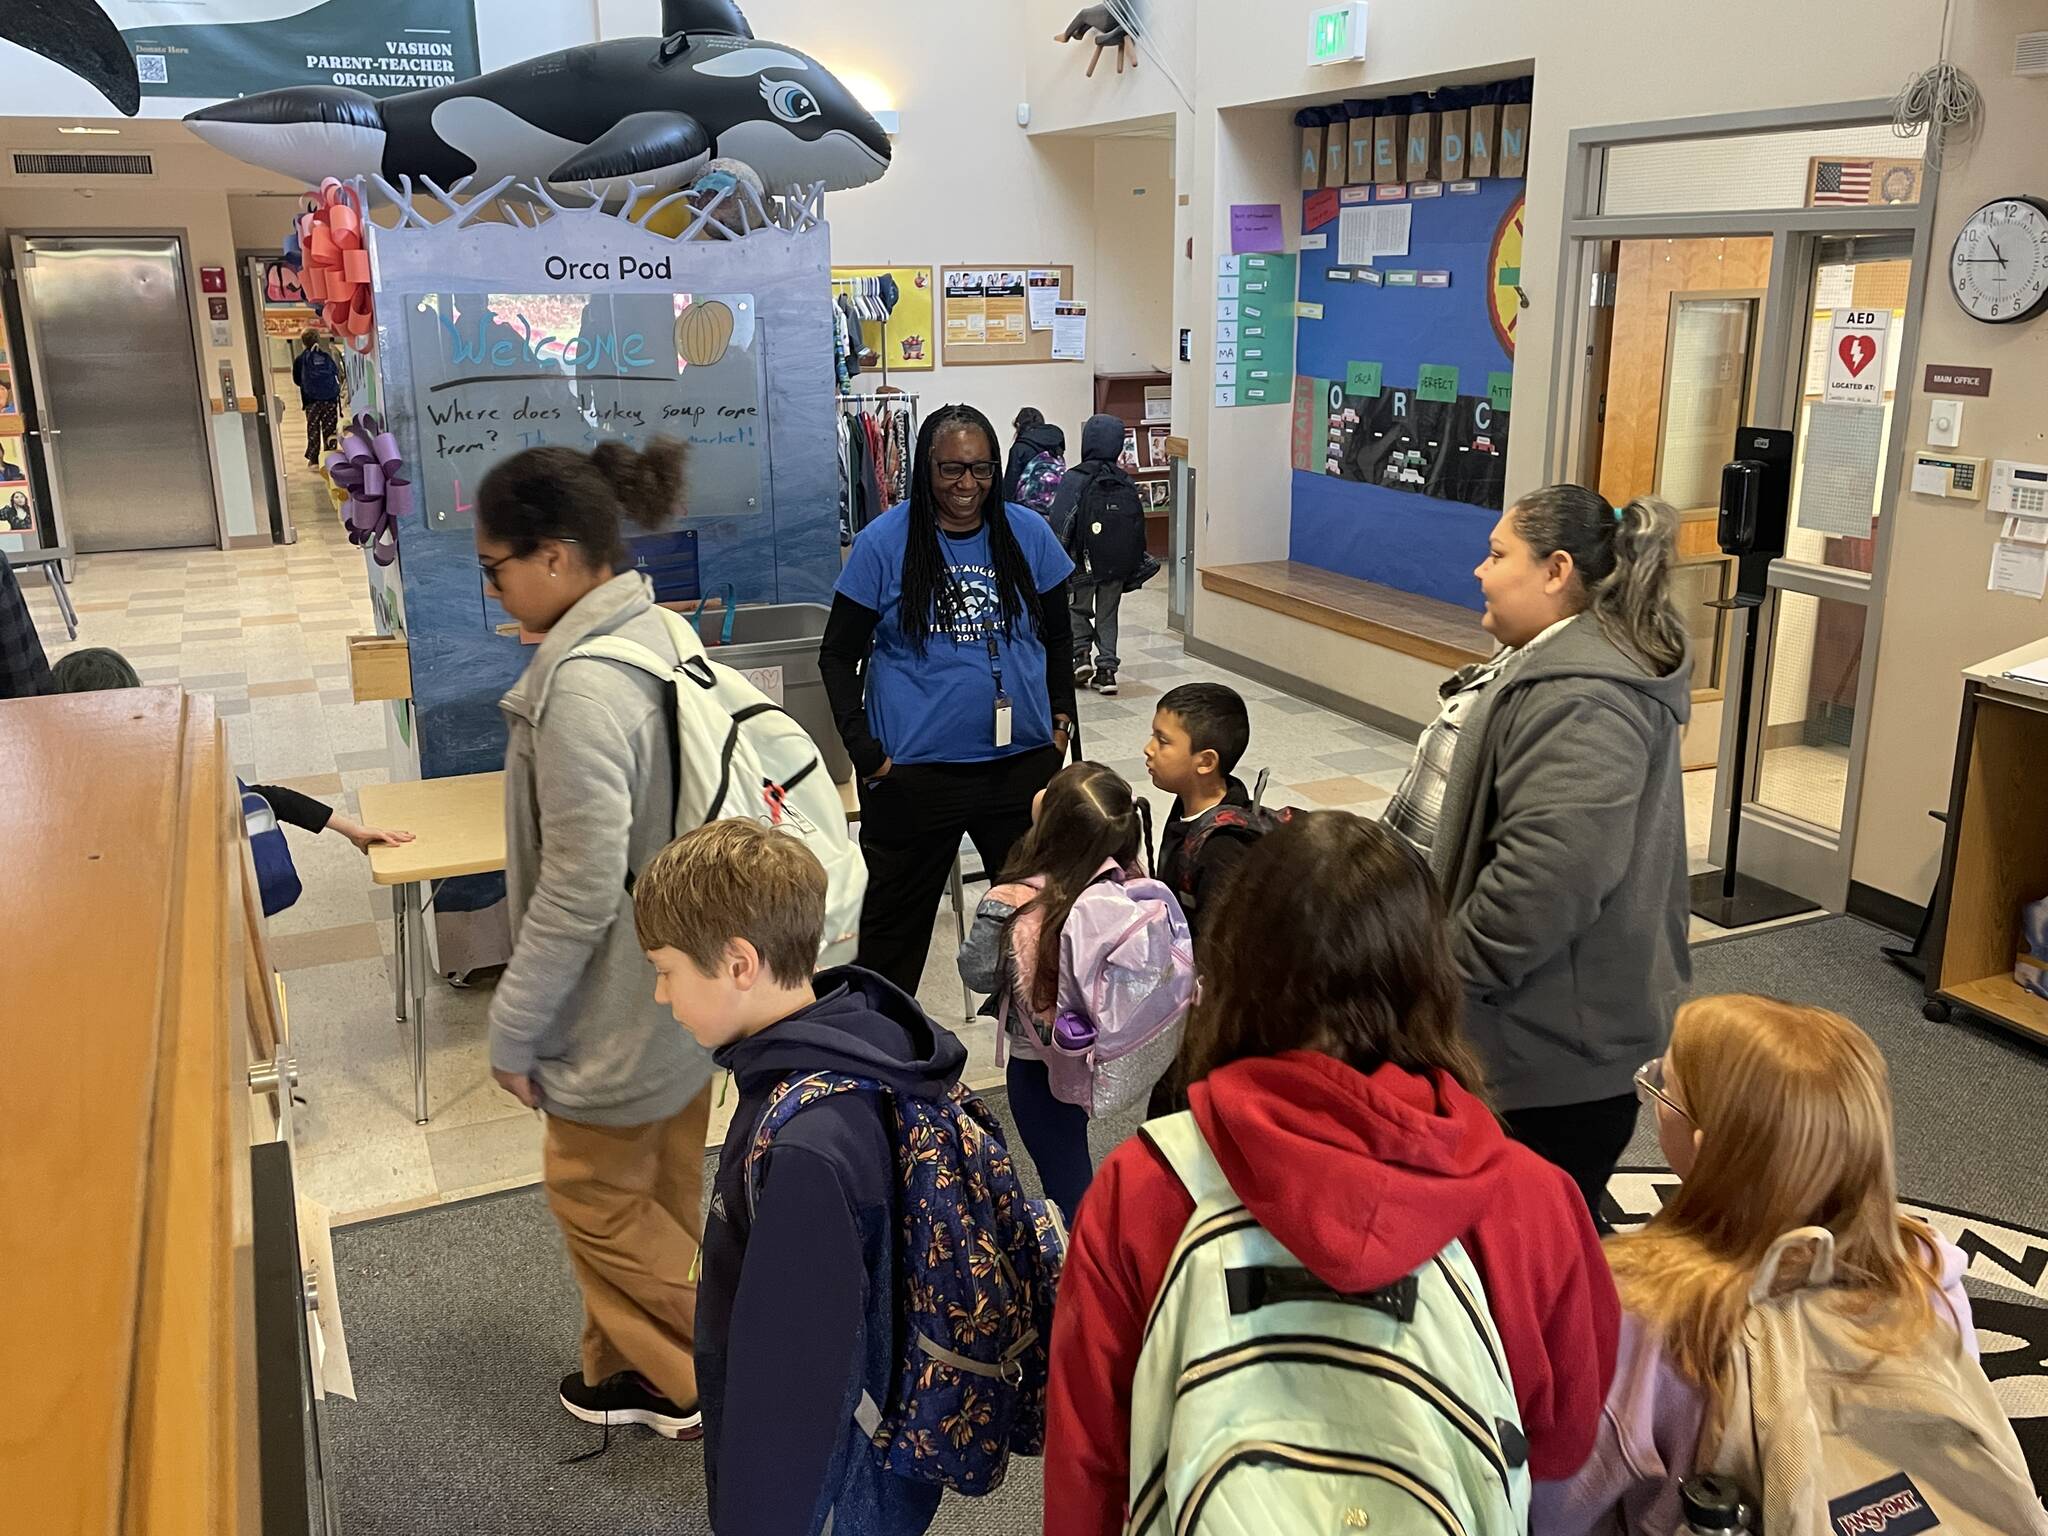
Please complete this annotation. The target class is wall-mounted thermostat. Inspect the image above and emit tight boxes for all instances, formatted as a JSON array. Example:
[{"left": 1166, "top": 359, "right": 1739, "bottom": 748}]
[
  {"left": 1927, "top": 398, "right": 1964, "bottom": 448},
  {"left": 1989, "top": 459, "right": 2048, "bottom": 516},
  {"left": 1910, "top": 451, "right": 1984, "bottom": 500}
]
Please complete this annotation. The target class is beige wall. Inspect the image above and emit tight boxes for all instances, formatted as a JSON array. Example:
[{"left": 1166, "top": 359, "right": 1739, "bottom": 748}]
[
  {"left": 1854, "top": 0, "right": 2048, "bottom": 906},
  {"left": 1090, "top": 136, "right": 1178, "bottom": 376}
]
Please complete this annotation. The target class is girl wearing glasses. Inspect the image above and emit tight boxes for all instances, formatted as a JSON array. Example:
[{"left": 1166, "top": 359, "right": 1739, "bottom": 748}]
[
  {"left": 820, "top": 402, "right": 1076, "bottom": 997},
  {"left": 476, "top": 437, "right": 722, "bottom": 1443},
  {"left": 1535, "top": 995, "right": 1983, "bottom": 1533}
]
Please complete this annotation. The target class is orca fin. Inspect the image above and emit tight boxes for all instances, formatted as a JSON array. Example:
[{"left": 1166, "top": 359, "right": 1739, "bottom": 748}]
[
  {"left": 2, "top": 0, "right": 141, "bottom": 115},
  {"left": 662, "top": 1, "right": 754, "bottom": 39},
  {"left": 548, "top": 112, "right": 713, "bottom": 186}
]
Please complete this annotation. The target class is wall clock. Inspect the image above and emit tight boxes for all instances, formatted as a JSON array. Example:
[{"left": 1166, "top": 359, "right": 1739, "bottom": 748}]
[{"left": 1949, "top": 195, "right": 2048, "bottom": 324}]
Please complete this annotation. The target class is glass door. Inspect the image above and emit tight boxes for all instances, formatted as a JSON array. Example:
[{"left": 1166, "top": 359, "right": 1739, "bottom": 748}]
[{"left": 1738, "top": 233, "right": 1915, "bottom": 901}]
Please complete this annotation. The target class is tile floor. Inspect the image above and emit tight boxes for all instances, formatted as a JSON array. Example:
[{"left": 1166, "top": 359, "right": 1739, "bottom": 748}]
[{"left": 21, "top": 449, "right": 1727, "bottom": 1224}]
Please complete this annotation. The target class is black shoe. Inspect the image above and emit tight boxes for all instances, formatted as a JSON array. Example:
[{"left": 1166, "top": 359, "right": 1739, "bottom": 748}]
[
  {"left": 559, "top": 1370, "right": 703, "bottom": 1440},
  {"left": 1092, "top": 667, "right": 1119, "bottom": 696},
  {"left": 1073, "top": 660, "right": 1095, "bottom": 686}
]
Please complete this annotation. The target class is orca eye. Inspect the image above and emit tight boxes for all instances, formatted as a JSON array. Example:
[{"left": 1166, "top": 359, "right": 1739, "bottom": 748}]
[{"left": 760, "top": 78, "right": 820, "bottom": 125}]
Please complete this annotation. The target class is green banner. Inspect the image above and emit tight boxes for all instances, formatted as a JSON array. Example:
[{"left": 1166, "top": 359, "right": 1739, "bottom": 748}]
[
  {"left": 123, "top": 0, "right": 481, "bottom": 100},
  {"left": 1417, "top": 364, "right": 1460, "bottom": 403}
]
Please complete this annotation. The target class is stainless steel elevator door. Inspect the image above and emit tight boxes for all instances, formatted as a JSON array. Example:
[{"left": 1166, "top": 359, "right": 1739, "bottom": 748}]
[{"left": 14, "top": 237, "right": 218, "bottom": 552}]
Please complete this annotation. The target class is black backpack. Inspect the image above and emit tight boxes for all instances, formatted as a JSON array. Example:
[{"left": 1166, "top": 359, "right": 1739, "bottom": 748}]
[{"left": 1070, "top": 468, "right": 1147, "bottom": 583}]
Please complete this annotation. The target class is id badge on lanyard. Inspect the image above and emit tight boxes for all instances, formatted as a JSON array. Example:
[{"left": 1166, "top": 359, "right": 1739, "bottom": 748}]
[{"left": 989, "top": 635, "right": 1013, "bottom": 748}]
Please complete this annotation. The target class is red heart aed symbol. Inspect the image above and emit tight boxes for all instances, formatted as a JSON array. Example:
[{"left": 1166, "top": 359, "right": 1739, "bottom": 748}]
[{"left": 1837, "top": 333, "right": 1876, "bottom": 377}]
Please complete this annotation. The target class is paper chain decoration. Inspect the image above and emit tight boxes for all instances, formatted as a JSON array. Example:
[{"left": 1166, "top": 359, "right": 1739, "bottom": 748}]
[
  {"left": 297, "top": 178, "right": 375, "bottom": 349},
  {"left": 327, "top": 415, "right": 411, "bottom": 567}
]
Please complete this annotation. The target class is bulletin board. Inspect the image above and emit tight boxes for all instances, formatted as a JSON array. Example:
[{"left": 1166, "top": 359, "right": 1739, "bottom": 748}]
[
  {"left": 832, "top": 265, "right": 936, "bottom": 372},
  {"left": 939, "top": 264, "right": 1076, "bottom": 366},
  {"left": 1288, "top": 177, "right": 1524, "bottom": 609}
]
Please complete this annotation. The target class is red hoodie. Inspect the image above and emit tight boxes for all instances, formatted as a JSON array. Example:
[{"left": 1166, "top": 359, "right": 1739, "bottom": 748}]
[{"left": 1043, "top": 1050, "right": 1620, "bottom": 1536}]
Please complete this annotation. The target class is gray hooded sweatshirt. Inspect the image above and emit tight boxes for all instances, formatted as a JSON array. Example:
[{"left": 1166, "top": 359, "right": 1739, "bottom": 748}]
[
  {"left": 488, "top": 571, "right": 714, "bottom": 1126},
  {"left": 1430, "top": 612, "right": 1693, "bottom": 1113}
]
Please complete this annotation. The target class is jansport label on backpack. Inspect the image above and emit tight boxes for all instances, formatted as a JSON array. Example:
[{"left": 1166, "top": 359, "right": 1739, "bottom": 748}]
[{"left": 1829, "top": 1473, "right": 1940, "bottom": 1536}]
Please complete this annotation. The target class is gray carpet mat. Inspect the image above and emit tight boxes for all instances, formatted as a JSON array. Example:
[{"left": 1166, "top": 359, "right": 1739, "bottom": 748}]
[{"left": 324, "top": 916, "right": 2048, "bottom": 1530}]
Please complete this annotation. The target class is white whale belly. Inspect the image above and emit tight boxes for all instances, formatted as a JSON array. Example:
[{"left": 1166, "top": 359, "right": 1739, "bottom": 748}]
[{"left": 430, "top": 97, "right": 586, "bottom": 188}]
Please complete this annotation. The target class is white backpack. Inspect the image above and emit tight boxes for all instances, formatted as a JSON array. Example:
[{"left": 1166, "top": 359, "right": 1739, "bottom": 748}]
[
  {"left": 1705, "top": 1225, "right": 2048, "bottom": 1536},
  {"left": 554, "top": 604, "right": 866, "bottom": 966},
  {"left": 1127, "top": 1111, "right": 1531, "bottom": 1535}
]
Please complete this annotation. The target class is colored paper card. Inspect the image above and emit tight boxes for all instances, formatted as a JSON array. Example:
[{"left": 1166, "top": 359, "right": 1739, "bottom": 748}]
[
  {"left": 1218, "top": 254, "right": 1242, "bottom": 276},
  {"left": 1218, "top": 275, "right": 1241, "bottom": 299},
  {"left": 1215, "top": 363, "right": 1237, "bottom": 385},
  {"left": 1216, "top": 385, "right": 1238, "bottom": 407},
  {"left": 1301, "top": 233, "right": 1329, "bottom": 250},
  {"left": 1357, "top": 268, "right": 1385, "bottom": 286},
  {"left": 1305, "top": 187, "right": 1340, "bottom": 231},
  {"left": 1418, "top": 270, "right": 1452, "bottom": 288},
  {"left": 1241, "top": 323, "right": 1266, "bottom": 338},
  {"left": 1216, "top": 343, "right": 1238, "bottom": 364},
  {"left": 1340, "top": 186, "right": 1372, "bottom": 205},
  {"left": 1216, "top": 321, "right": 1238, "bottom": 343},
  {"left": 1328, "top": 268, "right": 1355, "bottom": 282},
  {"left": 1417, "top": 364, "right": 1459, "bottom": 402},
  {"left": 1217, "top": 299, "right": 1239, "bottom": 320},
  {"left": 1488, "top": 372, "right": 1514, "bottom": 411},
  {"left": 1347, "top": 361, "right": 1383, "bottom": 397},
  {"left": 1449, "top": 180, "right": 1480, "bottom": 195},
  {"left": 1242, "top": 253, "right": 1281, "bottom": 270},
  {"left": 1410, "top": 182, "right": 1444, "bottom": 200},
  {"left": 1384, "top": 270, "right": 1419, "bottom": 287},
  {"left": 1295, "top": 302, "right": 1325, "bottom": 320},
  {"left": 1231, "top": 203, "right": 1285, "bottom": 254},
  {"left": 1376, "top": 184, "right": 1408, "bottom": 201}
]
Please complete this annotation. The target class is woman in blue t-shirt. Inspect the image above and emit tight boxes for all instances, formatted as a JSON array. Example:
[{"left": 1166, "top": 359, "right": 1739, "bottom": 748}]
[{"left": 820, "top": 402, "right": 1077, "bottom": 996}]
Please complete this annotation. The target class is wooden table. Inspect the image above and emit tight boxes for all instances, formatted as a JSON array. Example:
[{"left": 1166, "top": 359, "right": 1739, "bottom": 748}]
[
  {"left": 358, "top": 771, "right": 508, "bottom": 1124},
  {"left": 357, "top": 771, "right": 863, "bottom": 1123}
]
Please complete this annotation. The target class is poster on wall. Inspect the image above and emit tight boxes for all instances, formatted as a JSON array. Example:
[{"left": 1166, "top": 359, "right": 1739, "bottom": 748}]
[
  {"left": 943, "top": 271, "right": 988, "bottom": 347},
  {"left": 831, "top": 265, "right": 935, "bottom": 372},
  {"left": 401, "top": 290, "right": 766, "bottom": 558},
  {"left": 112, "top": 0, "right": 481, "bottom": 101}
]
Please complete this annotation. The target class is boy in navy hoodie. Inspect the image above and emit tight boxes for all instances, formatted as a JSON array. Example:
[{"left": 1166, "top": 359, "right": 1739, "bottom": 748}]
[{"left": 633, "top": 819, "right": 963, "bottom": 1536}]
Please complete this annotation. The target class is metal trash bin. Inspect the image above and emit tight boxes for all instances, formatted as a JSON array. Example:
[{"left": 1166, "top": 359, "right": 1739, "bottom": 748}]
[{"left": 696, "top": 602, "right": 853, "bottom": 785}]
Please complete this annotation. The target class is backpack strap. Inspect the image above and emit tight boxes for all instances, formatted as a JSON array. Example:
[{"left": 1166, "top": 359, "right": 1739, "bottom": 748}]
[
  {"left": 1138, "top": 1110, "right": 1238, "bottom": 1213},
  {"left": 741, "top": 1070, "right": 878, "bottom": 1221},
  {"left": 1749, "top": 1225, "right": 1837, "bottom": 1303}
]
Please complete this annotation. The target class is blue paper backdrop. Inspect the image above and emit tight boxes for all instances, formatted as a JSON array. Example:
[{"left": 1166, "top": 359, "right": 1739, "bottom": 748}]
[{"left": 1290, "top": 177, "right": 1522, "bottom": 610}]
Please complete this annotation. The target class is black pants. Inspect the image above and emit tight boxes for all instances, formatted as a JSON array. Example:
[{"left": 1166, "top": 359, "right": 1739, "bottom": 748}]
[
  {"left": 1503, "top": 1093, "right": 1640, "bottom": 1232},
  {"left": 853, "top": 745, "right": 1063, "bottom": 997},
  {"left": 304, "top": 398, "right": 339, "bottom": 463}
]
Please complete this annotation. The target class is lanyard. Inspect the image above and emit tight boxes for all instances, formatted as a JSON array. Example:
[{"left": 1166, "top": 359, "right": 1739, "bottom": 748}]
[{"left": 938, "top": 535, "right": 1004, "bottom": 694}]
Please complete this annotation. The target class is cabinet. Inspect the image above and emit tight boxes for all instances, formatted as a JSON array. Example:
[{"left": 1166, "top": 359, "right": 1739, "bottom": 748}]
[
  {"left": 1923, "top": 639, "right": 2048, "bottom": 1046},
  {"left": 0, "top": 687, "right": 323, "bottom": 1532}
]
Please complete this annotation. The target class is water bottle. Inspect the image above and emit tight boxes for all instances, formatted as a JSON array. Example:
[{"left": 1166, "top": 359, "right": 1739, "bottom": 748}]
[{"left": 1680, "top": 1473, "right": 1754, "bottom": 1534}]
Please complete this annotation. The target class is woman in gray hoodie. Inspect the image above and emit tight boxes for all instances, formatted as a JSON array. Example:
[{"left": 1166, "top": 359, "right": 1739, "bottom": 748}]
[
  {"left": 1384, "top": 485, "right": 1693, "bottom": 1225},
  {"left": 476, "top": 437, "right": 716, "bottom": 1442}
]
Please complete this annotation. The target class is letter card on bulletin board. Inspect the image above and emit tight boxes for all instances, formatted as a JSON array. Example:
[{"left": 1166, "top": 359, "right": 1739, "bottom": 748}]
[{"left": 939, "top": 266, "right": 1078, "bottom": 366}]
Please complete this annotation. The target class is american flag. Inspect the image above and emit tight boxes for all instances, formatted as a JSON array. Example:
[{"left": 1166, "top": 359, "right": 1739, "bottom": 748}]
[{"left": 1813, "top": 160, "right": 1874, "bottom": 205}]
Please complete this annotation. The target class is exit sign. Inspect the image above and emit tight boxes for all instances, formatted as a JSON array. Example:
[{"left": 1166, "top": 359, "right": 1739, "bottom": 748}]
[{"left": 1309, "top": 2, "right": 1368, "bottom": 64}]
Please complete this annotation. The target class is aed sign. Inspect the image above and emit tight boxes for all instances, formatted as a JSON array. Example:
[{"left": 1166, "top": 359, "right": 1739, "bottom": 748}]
[
  {"left": 1825, "top": 308, "right": 1890, "bottom": 406},
  {"left": 1308, "top": 2, "right": 1368, "bottom": 65}
]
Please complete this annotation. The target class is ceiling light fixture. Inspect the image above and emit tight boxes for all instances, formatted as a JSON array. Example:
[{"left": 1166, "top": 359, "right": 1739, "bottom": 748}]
[{"left": 58, "top": 125, "right": 122, "bottom": 136}]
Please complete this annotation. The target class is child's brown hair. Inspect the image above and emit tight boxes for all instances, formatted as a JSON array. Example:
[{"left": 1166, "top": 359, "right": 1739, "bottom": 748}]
[{"left": 632, "top": 820, "right": 826, "bottom": 986}]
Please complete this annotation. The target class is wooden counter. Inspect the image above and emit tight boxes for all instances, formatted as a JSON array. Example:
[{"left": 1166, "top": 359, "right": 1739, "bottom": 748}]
[{"left": 0, "top": 688, "right": 269, "bottom": 1532}]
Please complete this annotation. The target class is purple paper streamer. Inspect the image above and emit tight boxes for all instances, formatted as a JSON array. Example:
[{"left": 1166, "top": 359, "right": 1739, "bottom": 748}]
[{"left": 327, "top": 412, "right": 412, "bottom": 567}]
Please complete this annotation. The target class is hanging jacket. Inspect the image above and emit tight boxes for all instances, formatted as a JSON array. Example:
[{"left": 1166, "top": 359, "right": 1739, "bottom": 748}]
[
  {"left": 1004, "top": 421, "right": 1067, "bottom": 503},
  {"left": 1044, "top": 1048, "right": 1619, "bottom": 1536},
  {"left": 1045, "top": 413, "right": 1128, "bottom": 549},
  {"left": 699, "top": 968, "right": 967, "bottom": 1536}
]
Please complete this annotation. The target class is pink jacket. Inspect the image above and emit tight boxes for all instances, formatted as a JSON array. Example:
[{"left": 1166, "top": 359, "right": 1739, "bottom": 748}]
[{"left": 1531, "top": 1236, "right": 1977, "bottom": 1535}]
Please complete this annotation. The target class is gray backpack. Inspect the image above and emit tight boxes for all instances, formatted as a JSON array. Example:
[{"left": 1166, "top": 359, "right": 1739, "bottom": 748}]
[
  {"left": 1126, "top": 1111, "right": 1531, "bottom": 1534},
  {"left": 1705, "top": 1225, "right": 2048, "bottom": 1536}
]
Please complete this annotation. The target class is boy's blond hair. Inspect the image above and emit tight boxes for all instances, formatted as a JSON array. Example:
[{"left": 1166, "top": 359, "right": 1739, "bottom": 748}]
[{"left": 632, "top": 820, "right": 826, "bottom": 986}]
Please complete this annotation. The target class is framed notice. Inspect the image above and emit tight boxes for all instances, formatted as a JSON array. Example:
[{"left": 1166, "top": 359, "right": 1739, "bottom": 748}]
[
  {"left": 940, "top": 265, "right": 1078, "bottom": 366},
  {"left": 115, "top": 0, "right": 482, "bottom": 101}
]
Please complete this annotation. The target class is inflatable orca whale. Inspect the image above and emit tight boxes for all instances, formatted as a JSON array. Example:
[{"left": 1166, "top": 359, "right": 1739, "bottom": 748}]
[
  {"left": 186, "top": 1, "right": 889, "bottom": 197},
  {"left": 0, "top": 0, "right": 140, "bottom": 115}
]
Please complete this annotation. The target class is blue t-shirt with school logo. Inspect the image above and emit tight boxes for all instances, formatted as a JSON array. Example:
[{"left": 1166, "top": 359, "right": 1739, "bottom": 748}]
[{"left": 836, "top": 501, "right": 1073, "bottom": 766}]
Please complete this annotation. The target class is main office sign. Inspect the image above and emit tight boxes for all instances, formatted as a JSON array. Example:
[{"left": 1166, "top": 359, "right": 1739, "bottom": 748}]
[{"left": 112, "top": 1, "right": 481, "bottom": 101}]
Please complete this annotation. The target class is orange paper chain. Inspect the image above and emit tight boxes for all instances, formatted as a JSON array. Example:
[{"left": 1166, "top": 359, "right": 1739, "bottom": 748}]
[{"left": 297, "top": 178, "right": 375, "bottom": 350}]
